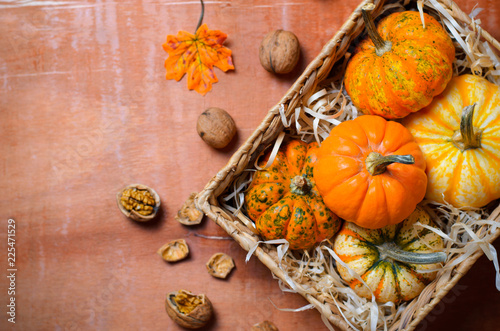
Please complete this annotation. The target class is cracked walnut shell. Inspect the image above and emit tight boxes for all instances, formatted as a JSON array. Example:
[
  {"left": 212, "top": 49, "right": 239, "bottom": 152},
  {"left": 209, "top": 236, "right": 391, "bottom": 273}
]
[
  {"left": 165, "top": 290, "right": 213, "bottom": 329},
  {"left": 117, "top": 184, "right": 160, "bottom": 222},
  {"left": 251, "top": 320, "right": 279, "bottom": 331},
  {"left": 157, "top": 239, "right": 189, "bottom": 262},
  {"left": 206, "top": 253, "right": 235, "bottom": 279},
  {"left": 176, "top": 193, "right": 204, "bottom": 225}
]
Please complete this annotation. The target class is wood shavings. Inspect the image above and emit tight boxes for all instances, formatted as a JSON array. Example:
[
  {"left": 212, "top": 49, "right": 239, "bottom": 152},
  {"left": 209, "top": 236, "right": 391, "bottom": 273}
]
[
  {"left": 193, "top": 233, "right": 233, "bottom": 240},
  {"left": 254, "top": 131, "right": 286, "bottom": 170}
]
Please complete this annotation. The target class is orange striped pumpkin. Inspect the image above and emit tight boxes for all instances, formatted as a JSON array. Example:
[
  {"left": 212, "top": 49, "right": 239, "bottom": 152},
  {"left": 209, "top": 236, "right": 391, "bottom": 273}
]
[
  {"left": 402, "top": 74, "right": 500, "bottom": 208},
  {"left": 334, "top": 206, "right": 445, "bottom": 303},
  {"left": 344, "top": 7, "right": 455, "bottom": 119}
]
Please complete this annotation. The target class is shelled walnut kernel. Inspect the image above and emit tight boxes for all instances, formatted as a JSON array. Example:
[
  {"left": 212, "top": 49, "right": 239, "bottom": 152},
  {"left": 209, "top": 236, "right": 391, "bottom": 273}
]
[
  {"left": 121, "top": 188, "right": 155, "bottom": 215},
  {"left": 116, "top": 184, "right": 160, "bottom": 222}
]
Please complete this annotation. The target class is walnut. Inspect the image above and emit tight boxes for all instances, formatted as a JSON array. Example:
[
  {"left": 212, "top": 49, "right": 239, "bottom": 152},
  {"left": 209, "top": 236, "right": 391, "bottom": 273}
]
[
  {"left": 176, "top": 193, "right": 204, "bottom": 225},
  {"left": 157, "top": 239, "right": 189, "bottom": 262},
  {"left": 206, "top": 253, "right": 235, "bottom": 279},
  {"left": 165, "top": 290, "right": 213, "bottom": 329},
  {"left": 251, "top": 320, "right": 279, "bottom": 331},
  {"left": 259, "top": 29, "right": 300, "bottom": 74},
  {"left": 196, "top": 107, "right": 236, "bottom": 149},
  {"left": 116, "top": 184, "right": 160, "bottom": 222}
]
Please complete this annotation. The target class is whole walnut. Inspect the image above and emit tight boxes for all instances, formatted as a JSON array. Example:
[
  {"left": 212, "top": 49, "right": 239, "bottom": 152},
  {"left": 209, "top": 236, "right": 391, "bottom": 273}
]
[
  {"left": 197, "top": 107, "right": 236, "bottom": 149},
  {"left": 259, "top": 29, "right": 300, "bottom": 74}
]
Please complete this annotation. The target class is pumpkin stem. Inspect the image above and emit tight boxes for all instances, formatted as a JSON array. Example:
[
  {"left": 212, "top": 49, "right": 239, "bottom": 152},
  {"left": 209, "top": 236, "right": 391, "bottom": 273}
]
[
  {"left": 290, "top": 175, "right": 311, "bottom": 195},
  {"left": 378, "top": 242, "right": 447, "bottom": 265},
  {"left": 361, "top": 4, "right": 392, "bottom": 56},
  {"left": 195, "top": 0, "right": 205, "bottom": 32},
  {"left": 452, "top": 103, "right": 482, "bottom": 151},
  {"left": 365, "top": 152, "right": 415, "bottom": 176}
]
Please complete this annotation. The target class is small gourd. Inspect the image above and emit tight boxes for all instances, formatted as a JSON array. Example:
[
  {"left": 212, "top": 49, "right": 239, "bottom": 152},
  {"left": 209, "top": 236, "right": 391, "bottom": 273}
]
[
  {"left": 314, "top": 115, "right": 427, "bottom": 229},
  {"left": 344, "top": 4, "right": 455, "bottom": 119},
  {"left": 245, "top": 140, "right": 341, "bottom": 250},
  {"left": 334, "top": 206, "right": 446, "bottom": 303},
  {"left": 402, "top": 74, "right": 500, "bottom": 208}
]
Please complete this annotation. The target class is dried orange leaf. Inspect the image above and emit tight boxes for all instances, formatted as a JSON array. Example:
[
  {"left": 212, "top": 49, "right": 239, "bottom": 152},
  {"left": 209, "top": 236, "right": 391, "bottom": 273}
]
[{"left": 163, "top": 24, "right": 234, "bottom": 95}]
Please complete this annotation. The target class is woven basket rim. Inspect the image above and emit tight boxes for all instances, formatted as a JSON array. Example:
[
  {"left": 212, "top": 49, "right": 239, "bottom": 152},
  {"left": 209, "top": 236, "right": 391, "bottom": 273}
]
[{"left": 195, "top": 0, "right": 500, "bottom": 330}]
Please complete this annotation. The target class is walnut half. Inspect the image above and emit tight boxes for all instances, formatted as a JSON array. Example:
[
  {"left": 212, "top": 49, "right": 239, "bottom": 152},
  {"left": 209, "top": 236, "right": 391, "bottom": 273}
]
[
  {"left": 116, "top": 184, "right": 160, "bottom": 222},
  {"left": 165, "top": 290, "right": 213, "bottom": 329}
]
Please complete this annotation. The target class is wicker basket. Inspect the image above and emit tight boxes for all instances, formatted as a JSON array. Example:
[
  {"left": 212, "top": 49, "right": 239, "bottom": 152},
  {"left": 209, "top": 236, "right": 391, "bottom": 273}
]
[{"left": 194, "top": 0, "right": 500, "bottom": 329}]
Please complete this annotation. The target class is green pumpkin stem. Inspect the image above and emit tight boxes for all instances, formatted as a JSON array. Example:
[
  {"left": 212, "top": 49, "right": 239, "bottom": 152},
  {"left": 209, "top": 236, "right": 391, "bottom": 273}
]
[
  {"left": 290, "top": 175, "right": 311, "bottom": 195},
  {"left": 365, "top": 152, "right": 415, "bottom": 176},
  {"left": 378, "top": 242, "right": 447, "bottom": 265},
  {"left": 361, "top": 4, "right": 392, "bottom": 56},
  {"left": 452, "top": 103, "right": 482, "bottom": 151}
]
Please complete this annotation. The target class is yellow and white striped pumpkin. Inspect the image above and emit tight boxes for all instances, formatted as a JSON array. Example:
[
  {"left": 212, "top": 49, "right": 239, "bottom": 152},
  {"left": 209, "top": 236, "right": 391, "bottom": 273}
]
[
  {"left": 402, "top": 74, "right": 500, "bottom": 208},
  {"left": 334, "top": 206, "right": 445, "bottom": 303}
]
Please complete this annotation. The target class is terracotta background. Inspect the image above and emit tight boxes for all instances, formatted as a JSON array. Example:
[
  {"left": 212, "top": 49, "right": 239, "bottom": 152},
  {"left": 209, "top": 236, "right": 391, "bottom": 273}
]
[{"left": 1, "top": 0, "right": 500, "bottom": 330}]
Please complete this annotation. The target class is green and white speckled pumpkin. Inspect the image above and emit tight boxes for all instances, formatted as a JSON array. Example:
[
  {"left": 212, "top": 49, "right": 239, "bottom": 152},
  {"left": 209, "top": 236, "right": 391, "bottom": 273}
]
[{"left": 334, "top": 206, "right": 446, "bottom": 303}]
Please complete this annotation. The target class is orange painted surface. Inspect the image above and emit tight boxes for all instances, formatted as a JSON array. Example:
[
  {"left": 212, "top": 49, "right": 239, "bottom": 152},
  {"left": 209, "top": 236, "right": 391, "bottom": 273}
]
[{"left": 1, "top": 1, "right": 499, "bottom": 330}]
